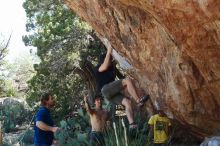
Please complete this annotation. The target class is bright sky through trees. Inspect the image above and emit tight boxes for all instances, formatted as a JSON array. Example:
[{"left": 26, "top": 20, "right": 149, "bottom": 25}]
[{"left": 0, "top": 0, "right": 33, "bottom": 61}]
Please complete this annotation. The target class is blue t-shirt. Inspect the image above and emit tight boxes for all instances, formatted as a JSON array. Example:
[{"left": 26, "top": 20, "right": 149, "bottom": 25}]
[
  {"left": 94, "top": 64, "right": 116, "bottom": 92},
  {"left": 34, "top": 106, "right": 54, "bottom": 145}
]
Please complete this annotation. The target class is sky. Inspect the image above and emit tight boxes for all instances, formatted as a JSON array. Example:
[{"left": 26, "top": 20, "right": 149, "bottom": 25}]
[{"left": 0, "top": 0, "right": 34, "bottom": 62}]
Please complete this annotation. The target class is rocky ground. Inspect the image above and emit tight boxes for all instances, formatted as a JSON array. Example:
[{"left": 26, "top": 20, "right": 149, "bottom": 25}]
[
  {"left": 3, "top": 129, "right": 34, "bottom": 146},
  {"left": 3, "top": 131, "right": 204, "bottom": 146}
]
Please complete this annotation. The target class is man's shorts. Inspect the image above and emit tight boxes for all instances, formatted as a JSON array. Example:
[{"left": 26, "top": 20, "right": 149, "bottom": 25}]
[
  {"left": 101, "top": 80, "right": 124, "bottom": 104},
  {"left": 90, "top": 131, "right": 105, "bottom": 146}
]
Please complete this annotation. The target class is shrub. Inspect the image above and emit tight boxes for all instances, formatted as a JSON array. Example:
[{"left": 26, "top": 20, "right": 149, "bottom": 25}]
[
  {"left": 55, "top": 107, "right": 150, "bottom": 146},
  {"left": 0, "top": 98, "right": 31, "bottom": 133},
  {"left": 55, "top": 108, "right": 90, "bottom": 146}
]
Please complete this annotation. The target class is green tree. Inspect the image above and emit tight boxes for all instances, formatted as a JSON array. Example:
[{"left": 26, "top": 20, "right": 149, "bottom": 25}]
[
  {"left": 4, "top": 53, "right": 37, "bottom": 98},
  {"left": 23, "top": 0, "right": 105, "bottom": 120},
  {"left": 0, "top": 34, "right": 35, "bottom": 98},
  {"left": 0, "top": 34, "right": 10, "bottom": 97}
]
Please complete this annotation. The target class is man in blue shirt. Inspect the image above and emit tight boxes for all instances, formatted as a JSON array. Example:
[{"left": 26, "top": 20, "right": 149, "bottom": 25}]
[{"left": 34, "top": 93, "right": 59, "bottom": 146}]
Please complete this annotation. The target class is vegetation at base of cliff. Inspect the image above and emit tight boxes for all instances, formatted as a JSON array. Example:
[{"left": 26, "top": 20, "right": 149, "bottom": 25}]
[{"left": 54, "top": 108, "right": 150, "bottom": 146}]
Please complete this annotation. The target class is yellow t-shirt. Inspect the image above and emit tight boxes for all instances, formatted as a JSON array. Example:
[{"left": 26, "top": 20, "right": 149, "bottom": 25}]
[{"left": 148, "top": 114, "right": 171, "bottom": 143}]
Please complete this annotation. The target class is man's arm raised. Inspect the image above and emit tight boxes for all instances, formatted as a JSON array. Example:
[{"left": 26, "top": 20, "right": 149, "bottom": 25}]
[
  {"left": 84, "top": 96, "right": 94, "bottom": 115},
  {"left": 98, "top": 46, "right": 113, "bottom": 72}
]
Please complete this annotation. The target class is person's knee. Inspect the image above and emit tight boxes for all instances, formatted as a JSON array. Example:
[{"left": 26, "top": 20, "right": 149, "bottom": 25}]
[{"left": 122, "top": 77, "right": 132, "bottom": 86}]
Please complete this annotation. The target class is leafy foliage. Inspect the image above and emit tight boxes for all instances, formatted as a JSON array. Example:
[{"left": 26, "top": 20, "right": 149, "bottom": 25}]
[
  {"left": 0, "top": 34, "right": 9, "bottom": 66},
  {"left": 0, "top": 34, "right": 35, "bottom": 98},
  {"left": 6, "top": 54, "right": 36, "bottom": 97},
  {"left": 23, "top": 0, "right": 106, "bottom": 121},
  {"left": 0, "top": 35, "right": 10, "bottom": 97},
  {"left": 55, "top": 108, "right": 90, "bottom": 146},
  {"left": 19, "top": 129, "right": 34, "bottom": 145},
  {"left": 54, "top": 108, "right": 150, "bottom": 146},
  {"left": 0, "top": 98, "right": 31, "bottom": 133}
]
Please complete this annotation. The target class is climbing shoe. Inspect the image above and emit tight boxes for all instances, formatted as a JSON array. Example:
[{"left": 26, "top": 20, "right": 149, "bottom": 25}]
[{"left": 137, "top": 95, "right": 150, "bottom": 107}]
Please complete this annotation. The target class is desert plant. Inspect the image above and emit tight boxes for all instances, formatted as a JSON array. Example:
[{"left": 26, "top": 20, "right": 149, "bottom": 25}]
[
  {"left": 54, "top": 106, "right": 151, "bottom": 146},
  {"left": 55, "top": 108, "right": 90, "bottom": 146},
  {"left": 18, "top": 129, "right": 34, "bottom": 146},
  {"left": 0, "top": 101, "right": 31, "bottom": 133}
]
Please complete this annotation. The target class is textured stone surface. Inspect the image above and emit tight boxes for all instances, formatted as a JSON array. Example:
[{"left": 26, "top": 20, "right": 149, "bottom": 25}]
[{"left": 65, "top": 0, "right": 220, "bottom": 137}]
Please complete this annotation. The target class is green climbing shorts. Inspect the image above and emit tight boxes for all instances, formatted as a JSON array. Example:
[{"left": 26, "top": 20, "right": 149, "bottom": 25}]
[{"left": 101, "top": 80, "right": 124, "bottom": 104}]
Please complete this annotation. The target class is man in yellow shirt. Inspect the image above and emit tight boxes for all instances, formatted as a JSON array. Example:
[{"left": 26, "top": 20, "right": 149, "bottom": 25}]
[{"left": 148, "top": 109, "right": 171, "bottom": 146}]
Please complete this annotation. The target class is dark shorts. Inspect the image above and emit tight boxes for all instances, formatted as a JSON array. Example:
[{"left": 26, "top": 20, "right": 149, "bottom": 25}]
[
  {"left": 34, "top": 144, "right": 51, "bottom": 146},
  {"left": 90, "top": 131, "right": 105, "bottom": 146},
  {"left": 101, "top": 80, "right": 124, "bottom": 104}
]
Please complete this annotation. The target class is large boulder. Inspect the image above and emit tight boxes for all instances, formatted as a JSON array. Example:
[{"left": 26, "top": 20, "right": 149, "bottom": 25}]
[{"left": 64, "top": 0, "right": 220, "bottom": 137}]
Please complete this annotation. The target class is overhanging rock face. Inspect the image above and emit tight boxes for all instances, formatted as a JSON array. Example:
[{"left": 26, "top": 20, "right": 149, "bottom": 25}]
[{"left": 65, "top": 0, "right": 220, "bottom": 136}]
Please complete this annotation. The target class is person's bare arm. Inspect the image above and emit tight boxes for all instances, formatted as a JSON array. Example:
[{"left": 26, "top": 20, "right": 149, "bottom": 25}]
[
  {"left": 148, "top": 125, "right": 154, "bottom": 141},
  {"left": 36, "top": 121, "right": 59, "bottom": 133},
  {"left": 168, "top": 125, "right": 171, "bottom": 136},
  {"left": 84, "top": 96, "right": 94, "bottom": 115},
  {"left": 98, "top": 46, "right": 113, "bottom": 72}
]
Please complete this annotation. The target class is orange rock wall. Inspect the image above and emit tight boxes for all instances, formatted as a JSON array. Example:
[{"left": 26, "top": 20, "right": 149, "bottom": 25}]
[{"left": 65, "top": 0, "right": 220, "bottom": 136}]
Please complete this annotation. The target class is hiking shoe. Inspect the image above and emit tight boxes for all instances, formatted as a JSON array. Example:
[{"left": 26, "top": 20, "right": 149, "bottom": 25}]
[{"left": 137, "top": 95, "right": 150, "bottom": 107}]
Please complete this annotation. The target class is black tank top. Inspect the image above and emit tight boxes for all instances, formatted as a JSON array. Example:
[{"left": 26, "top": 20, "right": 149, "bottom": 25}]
[{"left": 94, "top": 64, "right": 116, "bottom": 92}]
